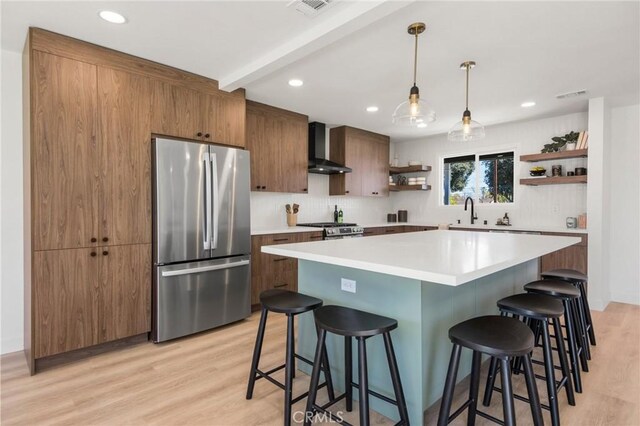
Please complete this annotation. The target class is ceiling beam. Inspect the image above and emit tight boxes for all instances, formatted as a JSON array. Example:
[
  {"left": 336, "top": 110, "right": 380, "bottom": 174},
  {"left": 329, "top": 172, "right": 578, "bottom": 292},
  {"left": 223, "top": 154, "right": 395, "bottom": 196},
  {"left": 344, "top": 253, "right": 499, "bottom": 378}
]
[{"left": 218, "top": 0, "right": 415, "bottom": 91}]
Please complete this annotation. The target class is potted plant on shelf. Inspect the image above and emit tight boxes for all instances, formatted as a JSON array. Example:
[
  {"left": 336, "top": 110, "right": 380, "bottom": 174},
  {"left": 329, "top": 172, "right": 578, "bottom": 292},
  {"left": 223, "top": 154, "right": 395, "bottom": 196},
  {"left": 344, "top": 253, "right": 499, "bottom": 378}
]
[{"left": 541, "top": 131, "right": 580, "bottom": 153}]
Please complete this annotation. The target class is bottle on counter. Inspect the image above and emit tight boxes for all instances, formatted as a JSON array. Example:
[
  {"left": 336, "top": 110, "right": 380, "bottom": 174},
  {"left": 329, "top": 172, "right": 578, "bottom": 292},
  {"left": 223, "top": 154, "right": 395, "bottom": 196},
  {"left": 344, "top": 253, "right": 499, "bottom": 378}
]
[
  {"left": 503, "top": 213, "right": 510, "bottom": 226},
  {"left": 334, "top": 205, "right": 339, "bottom": 223},
  {"left": 338, "top": 208, "right": 344, "bottom": 224}
]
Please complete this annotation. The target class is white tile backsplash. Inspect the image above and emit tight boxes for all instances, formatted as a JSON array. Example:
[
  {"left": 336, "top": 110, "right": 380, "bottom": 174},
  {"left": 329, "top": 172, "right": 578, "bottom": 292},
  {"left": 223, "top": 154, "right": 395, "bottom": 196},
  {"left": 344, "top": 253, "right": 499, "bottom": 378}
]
[{"left": 251, "top": 112, "right": 589, "bottom": 231}]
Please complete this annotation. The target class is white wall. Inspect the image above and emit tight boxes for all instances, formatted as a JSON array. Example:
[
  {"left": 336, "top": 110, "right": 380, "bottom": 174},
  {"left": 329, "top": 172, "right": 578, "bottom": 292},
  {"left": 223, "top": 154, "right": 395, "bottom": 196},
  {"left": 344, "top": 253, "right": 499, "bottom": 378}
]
[
  {"left": 390, "top": 112, "right": 588, "bottom": 230},
  {"left": 1, "top": 49, "right": 24, "bottom": 354},
  {"left": 251, "top": 173, "right": 391, "bottom": 229},
  {"left": 608, "top": 104, "right": 640, "bottom": 305}
]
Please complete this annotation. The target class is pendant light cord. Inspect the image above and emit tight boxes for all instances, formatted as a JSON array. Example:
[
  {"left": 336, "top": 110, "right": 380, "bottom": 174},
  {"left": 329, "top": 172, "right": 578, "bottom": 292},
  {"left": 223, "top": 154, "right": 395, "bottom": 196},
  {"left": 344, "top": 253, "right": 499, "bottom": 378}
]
[
  {"left": 465, "top": 63, "right": 470, "bottom": 110},
  {"left": 413, "top": 32, "right": 418, "bottom": 86}
]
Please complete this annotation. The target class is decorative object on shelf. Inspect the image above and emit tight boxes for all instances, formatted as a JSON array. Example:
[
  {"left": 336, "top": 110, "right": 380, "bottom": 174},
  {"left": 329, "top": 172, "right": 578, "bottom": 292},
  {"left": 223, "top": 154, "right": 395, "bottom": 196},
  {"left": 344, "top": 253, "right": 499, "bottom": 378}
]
[
  {"left": 448, "top": 61, "right": 485, "bottom": 142},
  {"left": 387, "top": 213, "right": 398, "bottom": 223},
  {"left": 575, "top": 167, "right": 587, "bottom": 176},
  {"left": 529, "top": 166, "right": 547, "bottom": 177},
  {"left": 392, "top": 154, "right": 399, "bottom": 167},
  {"left": 566, "top": 141, "right": 577, "bottom": 151},
  {"left": 577, "top": 213, "right": 587, "bottom": 229},
  {"left": 566, "top": 217, "right": 578, "bottom": 229},
  {"left": 551, "top": 164, "right": 562, "bottom": 177},
  {"left": 398, "top": 210, "right": 408, "bottom": 223},
  {"left": 286, "top": 203, "right": 299, "bottom": 227},
  {"left": 392, "top": 22, "right": 436, "bottom": 128},
  {"left": 408, "top": 160, "right": 422, "bottom": 166},
  {"left": 541, "top": 131, "right": 579, "bottom": 153}
]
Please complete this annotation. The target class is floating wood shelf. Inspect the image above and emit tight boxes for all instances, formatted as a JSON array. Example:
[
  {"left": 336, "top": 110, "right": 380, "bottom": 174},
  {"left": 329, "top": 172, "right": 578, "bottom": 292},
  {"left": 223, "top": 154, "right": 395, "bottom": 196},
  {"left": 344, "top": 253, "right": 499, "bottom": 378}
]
[
  {"left": 389, "top": 184, "right": 432, "bottom": 191},
  {"left": 389, "top": 165, "right": 432, "bottom": 174},
  {"left": 520, "top": 175, "right": 587, "bottom": 186},
  {"left": 520, "top": 149, "right": 588, "bottom": 162}
]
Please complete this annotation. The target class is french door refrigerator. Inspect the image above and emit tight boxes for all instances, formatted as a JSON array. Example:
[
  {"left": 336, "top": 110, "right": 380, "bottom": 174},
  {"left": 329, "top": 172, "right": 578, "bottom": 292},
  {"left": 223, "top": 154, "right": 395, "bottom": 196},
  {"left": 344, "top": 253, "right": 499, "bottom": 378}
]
[{"left": 152, "top": 137, "right": 251, "bottom": 342}]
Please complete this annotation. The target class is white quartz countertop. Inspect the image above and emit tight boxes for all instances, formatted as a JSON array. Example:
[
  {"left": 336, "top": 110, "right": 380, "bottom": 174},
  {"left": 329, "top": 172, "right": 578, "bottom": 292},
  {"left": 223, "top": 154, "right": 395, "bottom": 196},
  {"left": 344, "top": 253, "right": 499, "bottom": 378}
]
[
  {"left": 262, "top": 230, "right": 581, "bottom": 286},
  {"left": 251, "top": 226, "right": 324, "bottom": 236},
  {"left": 359, "top": 222, "right": 587, "bottom": 234}
]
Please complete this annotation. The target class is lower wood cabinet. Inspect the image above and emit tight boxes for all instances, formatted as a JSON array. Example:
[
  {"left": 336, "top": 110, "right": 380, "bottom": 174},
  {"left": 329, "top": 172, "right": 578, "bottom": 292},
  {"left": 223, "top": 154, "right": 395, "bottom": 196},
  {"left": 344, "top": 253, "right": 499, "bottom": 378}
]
[
  {"left": 33, "top": 244, "right": 151, "bottom": 359},
  {"left": 251, "top": 232, "right": 323, "bottom": 309},
  {"left": 540, "top": 232, "right": 588, "bottom": 275},
  {"left": 362, "top": 225, "right": 436, "bottom": 236}
]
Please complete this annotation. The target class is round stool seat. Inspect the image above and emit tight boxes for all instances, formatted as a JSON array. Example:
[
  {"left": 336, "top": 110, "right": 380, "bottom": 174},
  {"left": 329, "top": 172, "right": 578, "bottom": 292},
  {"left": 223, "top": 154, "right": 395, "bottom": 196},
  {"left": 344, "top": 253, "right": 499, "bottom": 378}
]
[
  {"left": 314, "top": 305, "right": 397, "bottom": 337},
  {"left": 449, "top": 316, "right": 534, "bottom": 357},
  {"left": 524, "top": 279, "right": 580, "bottom": 299},
  {"left": 497, "top": 293, "right": 564, "bottom": 319},
  {"left": 260, "top": 289, "right": 322, "bottom": 314},
  {"left": 541, "top": 268, "right": 587, "bottom": 282}
]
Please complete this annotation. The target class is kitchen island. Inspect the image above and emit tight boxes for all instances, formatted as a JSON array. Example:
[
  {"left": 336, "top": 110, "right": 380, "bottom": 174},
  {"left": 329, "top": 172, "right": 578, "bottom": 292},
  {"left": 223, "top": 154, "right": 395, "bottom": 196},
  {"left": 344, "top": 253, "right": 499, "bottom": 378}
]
[{"left": 262, "top": 230, "right": 580, "bottom": 425}]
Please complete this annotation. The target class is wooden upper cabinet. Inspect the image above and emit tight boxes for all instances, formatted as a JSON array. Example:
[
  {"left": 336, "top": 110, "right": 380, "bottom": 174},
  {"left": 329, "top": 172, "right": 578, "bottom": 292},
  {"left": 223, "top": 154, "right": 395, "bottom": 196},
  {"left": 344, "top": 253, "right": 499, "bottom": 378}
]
[
  {"left": 32, "top": 51, "right": 99, "bottom": 251},
  {"left": 246, "top": 101, "right": 308, "bottom": 193},
  {"left": 329, "top": 126, "right": 390, "bottom": 197},
  {"left": 34, "top": 248, "right": 100, "bottom": 358},
  {"left": 98, "top": 67, "right": 152, "bottom": 246},
  {"left": 99, "top": 244, "right": 151, "bottom": 342},
  {"left": 203, "top": 91, "right": 246, "bottom": 148},
  {"left": 151, "top": 80, "right": 202, "bottom": 141}
]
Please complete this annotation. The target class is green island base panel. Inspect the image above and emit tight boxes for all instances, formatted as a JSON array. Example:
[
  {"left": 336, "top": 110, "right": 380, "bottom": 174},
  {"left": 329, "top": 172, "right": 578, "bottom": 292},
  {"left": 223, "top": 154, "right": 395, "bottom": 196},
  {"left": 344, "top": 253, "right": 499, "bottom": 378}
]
[{"left": 295, "top": 258, "right": 539, "bottom": 425}]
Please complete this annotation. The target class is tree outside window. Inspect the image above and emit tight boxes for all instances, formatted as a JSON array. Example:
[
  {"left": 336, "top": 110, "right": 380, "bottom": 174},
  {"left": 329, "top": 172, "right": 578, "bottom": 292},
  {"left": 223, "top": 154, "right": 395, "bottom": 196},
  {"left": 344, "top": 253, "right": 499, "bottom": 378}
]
[{"left": 443, "top": 152, "right": 514, "bottom": 205}]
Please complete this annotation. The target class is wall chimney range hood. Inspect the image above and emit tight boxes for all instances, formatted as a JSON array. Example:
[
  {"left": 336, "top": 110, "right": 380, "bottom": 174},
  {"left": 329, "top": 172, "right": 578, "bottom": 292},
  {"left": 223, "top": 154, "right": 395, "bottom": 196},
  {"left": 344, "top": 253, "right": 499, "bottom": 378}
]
[{"left": 308, "top": 122, "right": 352, "bottom": 175}]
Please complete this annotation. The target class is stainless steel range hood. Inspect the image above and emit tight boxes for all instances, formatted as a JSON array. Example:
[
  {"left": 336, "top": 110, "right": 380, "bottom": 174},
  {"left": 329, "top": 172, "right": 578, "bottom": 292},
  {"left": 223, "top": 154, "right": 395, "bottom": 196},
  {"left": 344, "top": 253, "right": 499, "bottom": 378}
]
[{"left": 308, "top": 122, "right": 352, "bottom": 175}]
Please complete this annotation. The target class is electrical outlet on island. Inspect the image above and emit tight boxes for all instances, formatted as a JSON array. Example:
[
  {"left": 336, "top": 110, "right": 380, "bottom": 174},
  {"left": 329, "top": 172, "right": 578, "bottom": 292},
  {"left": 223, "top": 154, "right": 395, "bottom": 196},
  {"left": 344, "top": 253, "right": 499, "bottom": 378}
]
[{"left": 341, "top": 278, "right": 356, "bottom": 293}]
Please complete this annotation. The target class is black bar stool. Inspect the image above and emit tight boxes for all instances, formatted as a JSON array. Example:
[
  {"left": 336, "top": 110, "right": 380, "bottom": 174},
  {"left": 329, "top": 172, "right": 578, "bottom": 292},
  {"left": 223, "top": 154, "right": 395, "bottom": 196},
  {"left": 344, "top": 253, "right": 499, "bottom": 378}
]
[
  {"left": 437, "top": 316, "right": 543, "bottom": 426},
  {"left": 246, "top": 289, "right": 335, "bottom": 426},
  {"left": 542, "top": 268, "right": 596, "bottom": 347},
  {"left": 483, "top": 293, "right": 575, "bottom": 426},
  {"left": 304, "top": 305, "right": 409, "bottom": 426},
  {"left": 524, "top": 279, "right": 589, "bottom": 393}
]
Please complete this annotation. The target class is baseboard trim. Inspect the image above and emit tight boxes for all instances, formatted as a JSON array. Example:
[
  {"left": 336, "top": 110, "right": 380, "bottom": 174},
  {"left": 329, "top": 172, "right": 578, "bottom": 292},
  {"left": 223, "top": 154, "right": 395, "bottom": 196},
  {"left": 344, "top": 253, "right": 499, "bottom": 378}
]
[
  {"left": 610, "top": 291, "right": 640, "bottom": 306},
  {"left": 1, "top": 337, "right": 24, "bottom": 355}
]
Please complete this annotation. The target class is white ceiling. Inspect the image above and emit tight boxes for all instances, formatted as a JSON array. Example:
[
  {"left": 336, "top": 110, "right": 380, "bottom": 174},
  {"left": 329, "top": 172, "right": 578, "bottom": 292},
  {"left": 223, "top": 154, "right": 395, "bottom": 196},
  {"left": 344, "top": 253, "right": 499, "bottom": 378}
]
[{"left": 3, "top": 1, "right": 639, "bottom": 142}]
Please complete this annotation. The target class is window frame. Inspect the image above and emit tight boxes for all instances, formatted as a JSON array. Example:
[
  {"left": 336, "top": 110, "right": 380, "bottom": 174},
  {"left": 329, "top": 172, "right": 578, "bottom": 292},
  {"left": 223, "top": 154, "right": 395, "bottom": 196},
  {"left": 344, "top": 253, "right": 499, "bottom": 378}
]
[{"left": 439, "top": 145, "right": 519, "bottom": 208}]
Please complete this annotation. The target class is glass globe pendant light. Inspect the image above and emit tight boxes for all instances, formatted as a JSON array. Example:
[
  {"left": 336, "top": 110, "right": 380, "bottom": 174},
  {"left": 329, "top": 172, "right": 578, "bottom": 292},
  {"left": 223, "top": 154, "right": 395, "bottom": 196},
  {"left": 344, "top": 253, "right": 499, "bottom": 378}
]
[
  {"left": 392, "top": 22, "right": 436, "bottom": 128},
  {"left": 448, "top": 61, "right": 485, "bottom": 141}
]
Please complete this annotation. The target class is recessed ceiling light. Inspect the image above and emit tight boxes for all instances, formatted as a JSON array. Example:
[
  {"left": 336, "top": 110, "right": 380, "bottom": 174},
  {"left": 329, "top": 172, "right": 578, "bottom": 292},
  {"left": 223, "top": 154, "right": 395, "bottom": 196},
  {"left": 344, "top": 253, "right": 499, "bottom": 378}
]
[
  {"left": 366, "top": 106, "right": 379, "bottom": 113},
  {"left": 288, "top": 79, "right": 303, "bottom": 87},
  {"left": 99, "top": 10, "right": 127, "bottom": 24},
  {"left": 417, "top": 123, "right": 427, "bottom": 128},
  {"left": 521, "top": 101, "right": 536, "bottom": 108}
]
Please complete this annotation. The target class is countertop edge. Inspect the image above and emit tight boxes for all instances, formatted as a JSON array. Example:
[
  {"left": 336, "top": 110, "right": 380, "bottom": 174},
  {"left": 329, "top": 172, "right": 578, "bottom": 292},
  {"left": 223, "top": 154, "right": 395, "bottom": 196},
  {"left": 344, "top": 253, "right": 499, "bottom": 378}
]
[{"left": 251, "top": 226, "right": 324, "bottom": 236}]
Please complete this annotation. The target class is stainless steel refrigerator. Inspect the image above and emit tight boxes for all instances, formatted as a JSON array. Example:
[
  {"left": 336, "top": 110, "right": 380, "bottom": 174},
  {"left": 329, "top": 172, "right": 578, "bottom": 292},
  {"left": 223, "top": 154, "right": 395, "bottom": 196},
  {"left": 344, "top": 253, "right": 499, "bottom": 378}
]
[{"left": 152, "top": 137, "right": 251, "bottom": 342}]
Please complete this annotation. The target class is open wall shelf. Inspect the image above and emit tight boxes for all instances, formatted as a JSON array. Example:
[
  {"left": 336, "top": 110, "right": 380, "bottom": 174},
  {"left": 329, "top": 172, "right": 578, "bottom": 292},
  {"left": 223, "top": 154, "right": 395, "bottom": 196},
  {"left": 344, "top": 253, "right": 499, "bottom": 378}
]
[
  {"left": 520, "top": 149, "right": 588, "bottom": 162},
  {"left": 389, "top": 165, "right": 432, "bottom": 174},
  {"left": 520, "top": 175, "right": 587, "bottom": 186},
  {"left": 389, "top": 184, "right": 432, "bottom": 191}
]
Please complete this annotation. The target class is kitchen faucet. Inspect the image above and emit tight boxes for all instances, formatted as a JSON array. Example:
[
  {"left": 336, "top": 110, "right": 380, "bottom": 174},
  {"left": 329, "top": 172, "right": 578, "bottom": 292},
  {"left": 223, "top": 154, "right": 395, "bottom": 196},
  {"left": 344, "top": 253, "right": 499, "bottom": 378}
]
[{"left": 464, "top": 197, "right": 478, "bottom": 225}]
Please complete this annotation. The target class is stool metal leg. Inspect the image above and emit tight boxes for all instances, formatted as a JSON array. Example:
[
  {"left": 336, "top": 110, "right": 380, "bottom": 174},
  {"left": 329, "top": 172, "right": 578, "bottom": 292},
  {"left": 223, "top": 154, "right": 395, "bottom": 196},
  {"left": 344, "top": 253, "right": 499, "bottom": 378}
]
[
  {"left": 357, "top": 337, "right": 370, "bottom": 426},
  {"left": 552, "top": 317, "right": 576, "bottom": 405},
  {"left": 573, "top": 297, "right": 591, "bottom": 360},
  {"left": 438, "top": 344, "right": 462, "bottom": 426},
  {"left": 578, "top": 281, "right": 596, "bottom": 345},
  {"left": 316, "top": 324, "right": 335, "bottom": 401},
  {"left": 563, "top": 299, "right": 583, "bottom": 393},
  {"left": 482, "top": 356, "right": 499, "bottom": 407},
  {"left": 246, "top": 308, "right": 268, "bottom": 399},
  {"left": 284, "top": 314, "right": 295, "bottom": 426},
  {"left": 521, "top": 353, "right": 544, "bottom": 426},
  {"left": 383, "top": 332, "right": 410, "bottom": 426},
  {"left": 541, "top": 319, "right": 560, "bottom": 426},
  {"left": 570, "top": 299, "right": 589, "bottom": 372},
  {"left": 499, "top": 358, "right": 516, "bottom": 426},
  {"left": 345, "top": 336, "right": 353, "bottom": 412},
  {"left": 304, "top": 328, "right": 327, "bottom": 426},
  {"left": 467, "top": 351, "right": 482, "bottom": 426}
]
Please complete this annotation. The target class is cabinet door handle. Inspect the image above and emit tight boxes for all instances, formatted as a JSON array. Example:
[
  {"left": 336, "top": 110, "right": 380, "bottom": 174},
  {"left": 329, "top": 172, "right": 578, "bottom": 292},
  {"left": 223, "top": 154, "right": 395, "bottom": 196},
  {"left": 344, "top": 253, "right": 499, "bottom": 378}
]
[
  {"left": 310, "top": 235, "right": 323, "bottom": 239},
  {"left": 90, "top": 252, "right": 97, "bottom": 257},
  {"left": 102, "top": 251, "right": 109, "bottom": 256},
  {"left": 273, "top": 238, "right": 289, "bottom": 242},
  {"left": 90, "top": 237, "right": 97, "bottom": 243},
  {"left": 345, "top": 191, "right": 350, "bottom": 194},
  {"left": 262, "top": 186, "right": 266, "bottom": 190},
  {"left": 197, "top": 132, "right": 203, "bottom": 137},
  {"left": 204, "top": 133, "right": 210, "bottom": 139},
  {"left": 102, "top": 237, "right": 109, "bottom": 242},
  {"left": 273, "top": 258, "right": 289, "bottom": 262},
  {"left": 256, "top": 185, "right": 261, "bottom": 190},
  {"left": 273, "top": 283, "right": 288, "bottom": 288},
  {"left": 302, "top": 188, "right": 307, "bottom": 192}
]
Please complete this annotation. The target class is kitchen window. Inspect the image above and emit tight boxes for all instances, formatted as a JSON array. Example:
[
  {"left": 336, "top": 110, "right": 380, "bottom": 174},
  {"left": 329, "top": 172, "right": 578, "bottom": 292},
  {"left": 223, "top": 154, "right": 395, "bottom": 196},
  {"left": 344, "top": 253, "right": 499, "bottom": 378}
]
[{"left": 442, "top": 151, "right": 514, "bottom": 205}]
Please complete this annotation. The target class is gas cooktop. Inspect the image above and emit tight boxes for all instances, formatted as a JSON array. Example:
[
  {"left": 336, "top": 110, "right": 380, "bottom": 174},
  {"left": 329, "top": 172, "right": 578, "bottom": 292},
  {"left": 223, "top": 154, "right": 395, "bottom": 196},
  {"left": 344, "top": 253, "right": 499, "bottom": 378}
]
[{"left": 298, "top": 222, "right": 358, "bottom": 228}]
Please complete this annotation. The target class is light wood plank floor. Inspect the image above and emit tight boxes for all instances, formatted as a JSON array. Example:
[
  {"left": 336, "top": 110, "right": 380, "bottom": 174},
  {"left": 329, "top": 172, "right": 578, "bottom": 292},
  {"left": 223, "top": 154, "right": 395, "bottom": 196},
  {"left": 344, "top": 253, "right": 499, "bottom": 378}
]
[{"left": 1, "top": 302, "right": 638, "bottom": 425}]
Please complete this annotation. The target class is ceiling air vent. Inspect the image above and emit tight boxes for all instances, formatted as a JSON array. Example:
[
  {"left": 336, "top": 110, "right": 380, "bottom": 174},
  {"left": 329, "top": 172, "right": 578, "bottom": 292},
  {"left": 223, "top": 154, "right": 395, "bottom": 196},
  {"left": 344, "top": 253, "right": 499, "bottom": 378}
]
[
  {"left": 288, "top": 0, "right": 334, "bottom": 17},
  {"left": 556, "top": 90, "right": 588, "bottom": 100}
]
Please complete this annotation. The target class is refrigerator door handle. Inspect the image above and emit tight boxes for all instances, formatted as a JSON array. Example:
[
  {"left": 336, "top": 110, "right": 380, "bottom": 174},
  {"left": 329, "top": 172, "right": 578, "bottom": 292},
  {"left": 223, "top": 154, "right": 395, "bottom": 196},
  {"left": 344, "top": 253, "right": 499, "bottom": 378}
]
[
  {"left": 203, "top": 151, "right": 212, "bottom": 250},
  {"left": 210, "top": 152, "right": 219, "bottom": 251},
  {"left": 161, "top": 259, "right": 250, "bottom": 277}
]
